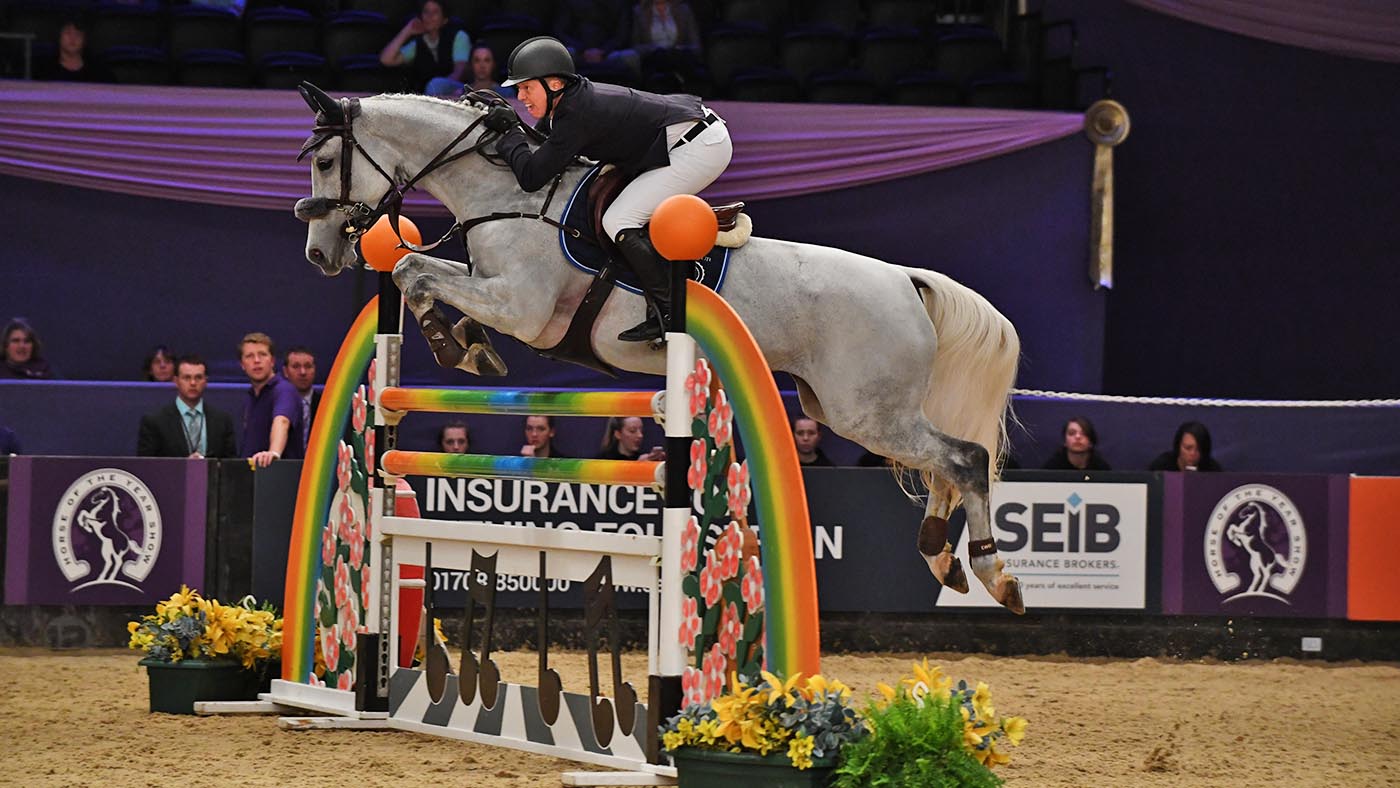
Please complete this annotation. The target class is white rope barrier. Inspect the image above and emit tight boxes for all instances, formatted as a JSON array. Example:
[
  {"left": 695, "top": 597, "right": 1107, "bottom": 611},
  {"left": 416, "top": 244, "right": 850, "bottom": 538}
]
[{"left": 1011, "top": 389, "right": 1400, "bottom": 408}]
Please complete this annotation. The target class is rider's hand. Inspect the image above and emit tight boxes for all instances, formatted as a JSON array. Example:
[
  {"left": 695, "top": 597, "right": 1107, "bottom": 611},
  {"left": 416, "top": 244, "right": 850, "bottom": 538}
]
[{"left": 483, "top": 105, "right": 520, "bottom": 133}]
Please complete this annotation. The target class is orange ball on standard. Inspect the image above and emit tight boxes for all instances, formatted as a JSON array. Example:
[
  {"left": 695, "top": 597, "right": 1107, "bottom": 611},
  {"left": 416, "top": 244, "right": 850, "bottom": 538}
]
[
  {"left": 360, "top": 215, "right": 423, "bottom": 272},
  {"left": 649, "top": 194, "right": 717, "bottom": 262}
]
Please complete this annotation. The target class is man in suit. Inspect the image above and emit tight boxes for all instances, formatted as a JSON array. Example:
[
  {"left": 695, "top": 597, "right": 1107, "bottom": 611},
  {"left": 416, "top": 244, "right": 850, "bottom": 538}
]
[
  {"left": 137, "top": 355, "right": 237, "bottom": 458},
  {"left": 283, "top": 346, "right": 320, "bottom": 453}
]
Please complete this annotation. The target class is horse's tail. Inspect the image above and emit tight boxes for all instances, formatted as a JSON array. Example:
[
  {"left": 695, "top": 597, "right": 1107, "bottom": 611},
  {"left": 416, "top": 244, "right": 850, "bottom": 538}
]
[{"left": 902, "top": 267, "right": 1020, "bottom": 486}]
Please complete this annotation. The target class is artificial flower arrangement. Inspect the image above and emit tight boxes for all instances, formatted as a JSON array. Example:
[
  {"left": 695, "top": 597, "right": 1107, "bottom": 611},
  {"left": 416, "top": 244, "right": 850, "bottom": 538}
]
[
  {"left": 662, "top": 670, "right": 868, "bottom": 770},
  {"left": 128, "top": 585, "right": 283, "bottom": 672},
  {"left": 661, "top": 660, "right": 1027, "bottom": 786}
]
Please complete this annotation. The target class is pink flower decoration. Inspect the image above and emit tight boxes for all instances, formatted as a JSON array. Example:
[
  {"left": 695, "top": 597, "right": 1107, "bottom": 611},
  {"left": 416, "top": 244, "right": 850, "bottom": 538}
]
[
  {"left": 322, "top": 624, "right": 340, "bottom": 668},
  {"left": 699, "top": 551, "right": 723, "bottom": 606},
  {"left": 681, "top": 667, "right": 707, "bottom": 708},
  {"left": 336, "top": 442, "right": 352, "bottom": 490},
  {"left": 741, "top": 556, "right": 764, "bottom": 612},
  {"left": 336, "top": 671, "right": 353, "bottom": 691},
  {"left": 365, "top": 430, "right": 377, "bottom": 477},
  {"left": 352, "top": 385, "right": 367, "bottom": 433},
  {"left": 716, "top": 522, "right": 742, "bottom": 580},
  {"left": 340, "top": 613, "right": 358, "bottom": 651},
  {"left": 686, "top": 359, "right": 712, "bottom": 419},
  {"left": 347, "top": 518, "right": 365, "bottom": 568},
  {"left": 702, "top": 644, "right": 726, "bottom": 701},
  {"left": 337, "top": 495, "right": 354, "bottom": 542},
  {"left": 334, "top": 557, "right": 350, "bottom": 609},
  {"left": 726, "top": 461, "right": 751, "bottom": 517},
  {"left": 361, "top": 573, "right": 371, "bottom": 613},
  {"left": 678, "top": 597, "right": 701, "bottom": 650},
  {"left": 707, "top": 390, "right": 733, "bottom": 447},
  {"left": 367, "top": 359, "right": 378, "bottom": 410},
  {"left": 680, "top": 516, "right": 701, "bottom": 573},
  {"left": 687, "top": 439, "right": 708, "bottom": 491},
  {"left": 321, "top": 518, "right": 337, "bottom": 568},
  {"left": 717, "top": 602, "right": 741, "bottom": 659}
]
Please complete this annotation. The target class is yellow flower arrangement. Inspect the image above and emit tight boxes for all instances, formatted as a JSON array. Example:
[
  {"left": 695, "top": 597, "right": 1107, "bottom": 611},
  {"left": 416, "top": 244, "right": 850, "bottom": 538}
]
[
  {"left": 873, "top": 659, "right": 1028, "bottom": 769},
  {"left": 661, "top": 670, "right": 867, "bottom": 770},
  {"left": 128, "top": 585, "right": 283, "bottom": 670}
]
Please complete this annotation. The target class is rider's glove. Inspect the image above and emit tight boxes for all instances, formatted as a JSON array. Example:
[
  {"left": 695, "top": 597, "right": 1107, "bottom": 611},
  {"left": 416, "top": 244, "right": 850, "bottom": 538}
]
[{"left": 483, "top": 105, "right": 520, "bottom": 133}]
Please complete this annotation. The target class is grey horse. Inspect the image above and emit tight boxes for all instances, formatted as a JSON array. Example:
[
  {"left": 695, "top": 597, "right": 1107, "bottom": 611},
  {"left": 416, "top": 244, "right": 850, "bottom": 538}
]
[{"left": 295, "top": 89, "right": 1025, "bottom": 613}]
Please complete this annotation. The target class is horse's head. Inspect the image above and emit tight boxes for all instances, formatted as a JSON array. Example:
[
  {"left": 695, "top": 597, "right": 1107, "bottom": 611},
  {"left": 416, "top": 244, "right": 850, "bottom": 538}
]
[{"left": 294, "top": 82, "right": 396, "bottom": 276}]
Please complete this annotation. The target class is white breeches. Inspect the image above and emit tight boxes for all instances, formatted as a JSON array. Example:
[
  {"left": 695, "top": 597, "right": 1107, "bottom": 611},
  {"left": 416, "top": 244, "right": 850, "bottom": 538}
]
[{"left": 601, "top": 109, "right": 733, "bottom": 241}]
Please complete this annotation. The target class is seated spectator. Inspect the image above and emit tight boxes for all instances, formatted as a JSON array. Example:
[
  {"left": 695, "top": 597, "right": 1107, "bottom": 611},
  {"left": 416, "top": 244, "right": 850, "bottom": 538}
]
[
  {"left": 438, "top": 420, "right": 470, "bottom": 453},
  {"left": 379, "top": 0, "right": 471, "bottom": 97},
  {"left": 143, "top": 344, "right": 176, "bottom": 382},
  {"left": 597, "top": 416, "right": 664, "bottom": 460},
  {"left": 137, "top": 355, "right": 238, "bottom": 458},
  {"left": 1042, "top": 417, "right": 1111, "bottom": 471},
  {"left": 37, "top": 18, "right": 114, "bottom": 84},
  {"left": 521, "top": 415, "right": 566, "bottom": 458},
  {"left": 0, "top": 424, "right": 20, "bottom": 455},
  {"left": 282, "top": 346, "right": 319, "bottom": 453},
  {"left": 555, "top": 0, "right": 641, "bottom": 76},
  {"left": 632, "top": 0, "right": 703, "bottom": 86},
  {"left": 1148, "top": 421, "right": 1223, "bottom": 472},
  {"left": 792, "top": 416, "right": 834, "bottom": 467},
  {"left": 238, "top": 332, "right": 304, "bottom": 467},
  {"left": 2, "top": 318, "right": 53, "bottom": 379},
  {"left": 468, "top": 44, "right": 514, "bottom": 97}
]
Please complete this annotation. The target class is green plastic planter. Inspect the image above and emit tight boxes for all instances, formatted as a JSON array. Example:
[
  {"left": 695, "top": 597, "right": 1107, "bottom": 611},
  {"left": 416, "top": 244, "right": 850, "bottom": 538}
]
[
  {"left": 139, "top": 658, "right": 257, "bottom": 714},
  {"left": 671, "top": 748, "right": 837, "bottom": 788}
]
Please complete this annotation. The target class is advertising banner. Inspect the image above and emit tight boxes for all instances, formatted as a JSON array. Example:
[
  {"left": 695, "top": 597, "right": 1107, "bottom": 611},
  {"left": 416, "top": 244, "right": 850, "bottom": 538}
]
[
  {"left": 4, "top": 456, "right": 208, "bottom": 605},
  {"left": 934, "top": 475, "right": 1154, "bottom": 610},
  {"left": 1161, "top": 473, "right": 1349, "bottom": 618}
]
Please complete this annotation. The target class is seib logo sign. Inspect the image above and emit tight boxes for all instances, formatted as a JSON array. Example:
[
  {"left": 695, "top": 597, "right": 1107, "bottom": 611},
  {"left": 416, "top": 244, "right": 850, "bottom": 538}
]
[
  {"left": 51, "top": 469, "right": 163, "bottom": 592},
  {"left": 1204, "top": 484, "right": 1306, "bottom": 605},
  {"left": 994, "top": 492, "right": 1121, "bottom": 553}
]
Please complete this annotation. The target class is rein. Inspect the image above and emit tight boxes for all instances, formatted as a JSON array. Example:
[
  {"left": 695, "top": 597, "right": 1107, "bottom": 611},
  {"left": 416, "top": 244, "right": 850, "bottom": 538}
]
[{"left": 296, "top": 90, "right": 581, "bottom": 265}]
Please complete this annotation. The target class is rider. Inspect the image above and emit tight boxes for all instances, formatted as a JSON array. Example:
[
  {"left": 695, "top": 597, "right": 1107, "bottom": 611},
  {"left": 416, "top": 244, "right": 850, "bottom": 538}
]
[{"left": 484, "top": 36, "right": 732, "bottom": 343}]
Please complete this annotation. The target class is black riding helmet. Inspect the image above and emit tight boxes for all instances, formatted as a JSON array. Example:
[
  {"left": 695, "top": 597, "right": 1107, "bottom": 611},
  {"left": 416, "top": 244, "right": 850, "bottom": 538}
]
[{"left": 501, "top": 36, "right": 576, "bottom": 116}]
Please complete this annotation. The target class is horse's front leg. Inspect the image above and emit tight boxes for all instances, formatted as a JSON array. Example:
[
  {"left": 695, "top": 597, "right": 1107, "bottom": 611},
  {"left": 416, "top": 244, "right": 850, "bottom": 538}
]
[{"left": 393, "top": 253, "right": 520, "bottom": 376}]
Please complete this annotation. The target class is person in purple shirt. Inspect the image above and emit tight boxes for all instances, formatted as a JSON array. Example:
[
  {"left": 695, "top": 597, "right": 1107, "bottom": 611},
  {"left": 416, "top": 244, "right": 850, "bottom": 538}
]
[{"left": 238, "top": 332, "right": 304, "bottom": 467}]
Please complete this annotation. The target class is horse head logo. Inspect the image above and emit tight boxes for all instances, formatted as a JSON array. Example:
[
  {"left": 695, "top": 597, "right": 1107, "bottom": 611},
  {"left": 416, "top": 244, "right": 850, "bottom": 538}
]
[{"left": 1204, "top": 485, "right": 1307, "bottom": 604}]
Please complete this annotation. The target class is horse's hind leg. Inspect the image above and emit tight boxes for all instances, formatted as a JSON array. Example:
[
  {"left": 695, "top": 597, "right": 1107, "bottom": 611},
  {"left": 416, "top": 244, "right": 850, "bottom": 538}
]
[
  {"left": 884, "top": 427, "right": 1023, "bottom": 614},
  {"left": 918, "top": 477, "right": 968, "bottom": 594}
]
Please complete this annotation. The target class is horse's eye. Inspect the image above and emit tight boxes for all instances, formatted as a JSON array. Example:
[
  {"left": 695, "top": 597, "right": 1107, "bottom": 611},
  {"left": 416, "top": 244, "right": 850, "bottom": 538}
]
[{"left": 316, "top": 157, "right": 333, "bottom": 172}]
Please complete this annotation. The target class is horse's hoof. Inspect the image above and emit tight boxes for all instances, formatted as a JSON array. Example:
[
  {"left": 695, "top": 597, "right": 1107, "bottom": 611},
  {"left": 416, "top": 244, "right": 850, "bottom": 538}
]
[
  {"left": 922, "top": 548, "right": 969, "bottom": 594},
  {"left": 995, "top": 575, "right": 1025, "bottom": 615},
  {"left": 462, "top": 344, "right": 508, "bottom": 376}
]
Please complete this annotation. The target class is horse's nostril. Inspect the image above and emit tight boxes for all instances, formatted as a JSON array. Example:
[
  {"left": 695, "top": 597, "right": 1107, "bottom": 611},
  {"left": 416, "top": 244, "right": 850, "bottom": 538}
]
[{"left": 309, "top": 247, "right": 325, "bottom": 261}]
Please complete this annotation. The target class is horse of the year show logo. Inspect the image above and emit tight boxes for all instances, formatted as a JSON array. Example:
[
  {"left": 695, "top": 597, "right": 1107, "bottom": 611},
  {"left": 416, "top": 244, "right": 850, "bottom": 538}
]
[
  {"left": 50, "top": 468, "right": 163, "bottom": 592},
  {"left": 1204, "top": 484, "right": 1307, "bottom": 605}
]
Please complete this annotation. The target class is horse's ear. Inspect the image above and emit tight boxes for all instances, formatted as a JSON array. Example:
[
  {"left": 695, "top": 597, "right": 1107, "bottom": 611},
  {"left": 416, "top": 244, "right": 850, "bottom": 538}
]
[{"left": 299, "top": 81, "right": 342, "bottom": 124}]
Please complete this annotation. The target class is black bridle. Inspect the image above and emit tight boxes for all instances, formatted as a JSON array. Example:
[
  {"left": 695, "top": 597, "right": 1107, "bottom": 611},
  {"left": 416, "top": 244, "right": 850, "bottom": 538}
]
[{"left": 294, "top": 84, "right": 579, "bottom": 262}]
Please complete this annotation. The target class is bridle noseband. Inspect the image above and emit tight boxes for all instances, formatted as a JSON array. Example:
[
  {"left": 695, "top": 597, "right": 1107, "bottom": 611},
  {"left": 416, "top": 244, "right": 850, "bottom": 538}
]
[{"left": 295, "top": 89, "right": 579, "bottom": 264}]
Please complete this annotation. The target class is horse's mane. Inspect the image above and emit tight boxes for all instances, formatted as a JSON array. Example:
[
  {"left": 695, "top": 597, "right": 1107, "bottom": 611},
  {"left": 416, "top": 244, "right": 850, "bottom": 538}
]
[{"left": 363, "top": 91, "right": 501, "bottom": 115}]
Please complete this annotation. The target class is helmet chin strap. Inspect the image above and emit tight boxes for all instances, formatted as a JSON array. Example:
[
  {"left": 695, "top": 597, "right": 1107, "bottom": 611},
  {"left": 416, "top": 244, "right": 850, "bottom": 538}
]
[{"left": 541, "top": 77, "right": 569, "bottom": 118}]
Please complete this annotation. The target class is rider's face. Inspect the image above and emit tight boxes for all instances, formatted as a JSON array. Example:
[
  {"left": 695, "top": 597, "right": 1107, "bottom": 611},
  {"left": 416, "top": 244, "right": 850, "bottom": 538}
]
[{"left": 516, "top": 79, "right": 548, "bottom": 119}]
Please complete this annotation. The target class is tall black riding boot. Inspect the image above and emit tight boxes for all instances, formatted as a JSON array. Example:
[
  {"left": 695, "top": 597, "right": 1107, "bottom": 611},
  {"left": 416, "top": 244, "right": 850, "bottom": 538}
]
[{"left": 613, "top": 228, "right": 671, "bottom": 343}]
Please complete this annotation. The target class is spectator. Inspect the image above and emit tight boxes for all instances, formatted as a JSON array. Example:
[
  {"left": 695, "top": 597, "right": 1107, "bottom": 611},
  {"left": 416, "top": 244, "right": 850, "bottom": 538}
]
[
  {"left": 792, "top": 416, "right": 834, "bottom": 467},
  {"left": 554, "top": 0, "right": 641, "bottom": 76},
  {"left": 2, "top": 318, "right": 53, "bottom": 379},
  {"left": 137, "top": 355, "right": 238, "bottom": 458},
  {"left": 282, "top": 346, "right": 319, "bottom": 453},
  {"left": 1149, "top": 421, "right": 1223, "bottom": 472},
  {"left": 597, "top": 416, "right": 664, "bottom": 460},
  {"left": 238, "top": 332, "right": 304, "bottom": 468},
  {"left": 521, "top": 415, "right": 565, "bottom": 458},
  {"left": 38, "top": 18, "right": 114, "bottom": 83},
  {"left": 438, "top": 421, "right": 470, "bottom": 453},
  {"left": 467, "top": 43, "right": 513, "bottom": 96},
  {"left": 1042, "top": 417, "right": 1111, "bottom": 471},
  {"left": 143, "top": 344, "right": 176, "bottom": 382},
  {"left": 0, "top": 425, "right": 20, "bottom": 455},
  {"left": 379, "top": 0, "right": 471, "bottom": 97},
  {"left": 632, "top": 0, "right": 703, "bottom": 87}
]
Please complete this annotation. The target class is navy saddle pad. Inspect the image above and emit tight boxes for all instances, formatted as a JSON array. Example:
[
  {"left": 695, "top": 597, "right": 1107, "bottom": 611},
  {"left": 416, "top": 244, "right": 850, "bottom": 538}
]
[{"left": 557, "top": 165, "right": 731, "bottom": 295}]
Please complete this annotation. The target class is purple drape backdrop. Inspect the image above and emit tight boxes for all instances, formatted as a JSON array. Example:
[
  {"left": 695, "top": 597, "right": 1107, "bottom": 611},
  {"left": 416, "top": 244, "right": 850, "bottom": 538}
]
[
  {"left": 0, "top": 81, "right": 1083, "bottom": 209},
  {"left": 1125, "top": 0, "right": 1400, "bottom": 63}
]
